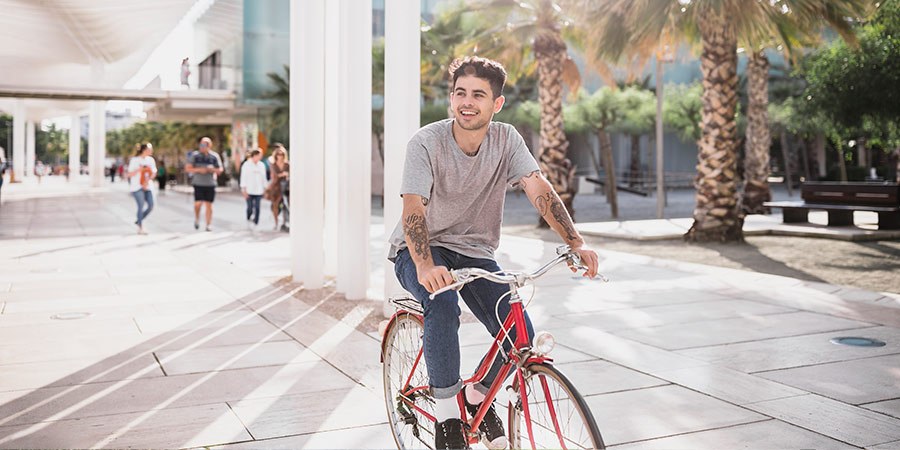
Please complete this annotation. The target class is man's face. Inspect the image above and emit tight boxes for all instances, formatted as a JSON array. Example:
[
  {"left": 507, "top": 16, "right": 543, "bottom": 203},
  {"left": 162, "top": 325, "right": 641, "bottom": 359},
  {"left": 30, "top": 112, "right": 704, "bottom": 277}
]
[
  {"left": 450, "top": 75, "right": 504, "bottom": 132},
  {"left": 199, "top": 140, "right": 211, "bottom": 153},
  {"left": 251, "top": 153, "right": 262, "bottom": 163}
]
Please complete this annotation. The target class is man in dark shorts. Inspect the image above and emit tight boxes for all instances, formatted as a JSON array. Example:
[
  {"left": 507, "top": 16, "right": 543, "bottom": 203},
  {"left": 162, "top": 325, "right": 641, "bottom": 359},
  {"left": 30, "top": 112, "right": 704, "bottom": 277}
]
[{"left": 185, "top": 137, "right": 223, "bottom": 231}]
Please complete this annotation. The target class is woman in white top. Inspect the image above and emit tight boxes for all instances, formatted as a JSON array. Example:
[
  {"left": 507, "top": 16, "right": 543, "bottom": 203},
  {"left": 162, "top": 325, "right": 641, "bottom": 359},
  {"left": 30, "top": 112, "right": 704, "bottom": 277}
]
[
  {"left": 240, "top": 149, "right": 268, "bottom": 229},
  {"left": 127, "top": 143, "right": 158, "bottom": 234}
]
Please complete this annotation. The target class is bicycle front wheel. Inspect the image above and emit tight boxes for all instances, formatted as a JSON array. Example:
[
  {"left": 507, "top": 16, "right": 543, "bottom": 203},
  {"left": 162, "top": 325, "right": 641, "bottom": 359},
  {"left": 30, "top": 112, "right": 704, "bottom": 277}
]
[
  {"left": 382, "top": 311, "right": 434, "bottom": 449},
  {"left": 508, "top": 362, "right": 605, "bottom": 449}
]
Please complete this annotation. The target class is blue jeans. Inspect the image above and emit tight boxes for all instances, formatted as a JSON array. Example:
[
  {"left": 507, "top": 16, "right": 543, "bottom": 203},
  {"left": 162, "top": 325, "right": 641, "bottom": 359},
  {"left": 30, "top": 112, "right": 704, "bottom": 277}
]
[
  {"left": 246, "top": 195, "right": 262, "bottom": 224},
  {"left": 394, "top": 247, "right": 534, "bottom": 400},
  {"left": 132, "top": 190, "right": 154, "bottom": 225}
]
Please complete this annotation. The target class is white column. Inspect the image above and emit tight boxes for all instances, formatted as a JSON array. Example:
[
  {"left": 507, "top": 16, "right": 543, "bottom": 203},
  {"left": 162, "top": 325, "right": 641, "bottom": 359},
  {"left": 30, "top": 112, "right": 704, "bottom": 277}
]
[
  {"left": 12, "top": 100, "right": 25, "bottom": 181},
  {"left": 25, "top": 121, "right": 35, "bottom": 178},
  {"left": 383, "top": 0, "right": 421, "bottom": 309},
  {"left": 336, "top": 0, "right": 373, "bottom": 300},
  {"left": 290, "top": 0, "right": 326, "bottom": 288},
  {"left": 323, "top": 0, "right": 340, "bottom": 279},
  {"left": 88, "top": 101, "right": 107, "bottom": 187},
  {"left": 68, "top": 114, "right": 81, "bottom": 176}
]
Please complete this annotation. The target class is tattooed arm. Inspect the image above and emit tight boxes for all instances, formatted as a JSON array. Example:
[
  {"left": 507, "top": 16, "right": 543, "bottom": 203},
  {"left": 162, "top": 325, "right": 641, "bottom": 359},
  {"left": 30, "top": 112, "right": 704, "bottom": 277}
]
[
  {"left": 402, "top": 194, "right": 454, "bottom": 293},
  {"left": 519, "top": 171, "right": 600, "bottom": 278}
]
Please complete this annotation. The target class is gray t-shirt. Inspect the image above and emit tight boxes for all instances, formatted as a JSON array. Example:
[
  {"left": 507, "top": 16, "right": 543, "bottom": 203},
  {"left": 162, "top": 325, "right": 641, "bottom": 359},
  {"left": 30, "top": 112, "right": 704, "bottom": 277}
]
[
  {"left": 187, "top": 150, "right": 223, "bottom": 187},
  {"left": 388, "top": 119, "right": 540, "bottom": 260}
]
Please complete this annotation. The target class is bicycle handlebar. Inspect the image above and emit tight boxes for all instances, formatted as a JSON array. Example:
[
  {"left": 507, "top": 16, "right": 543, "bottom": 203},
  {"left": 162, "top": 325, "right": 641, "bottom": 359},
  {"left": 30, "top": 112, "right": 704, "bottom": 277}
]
[{"left": 428, "top": 245, "right": 608, "bottom": 300}]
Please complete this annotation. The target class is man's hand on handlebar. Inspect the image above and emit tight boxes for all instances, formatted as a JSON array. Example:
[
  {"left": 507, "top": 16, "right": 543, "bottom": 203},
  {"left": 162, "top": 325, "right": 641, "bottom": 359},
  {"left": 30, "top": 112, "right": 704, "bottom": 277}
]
[
  {"left": 418, "top": 265, "right": 455, "bottom": 294},
  {"left": 570, "top": 245, "right": 600, "bottom": 279}
]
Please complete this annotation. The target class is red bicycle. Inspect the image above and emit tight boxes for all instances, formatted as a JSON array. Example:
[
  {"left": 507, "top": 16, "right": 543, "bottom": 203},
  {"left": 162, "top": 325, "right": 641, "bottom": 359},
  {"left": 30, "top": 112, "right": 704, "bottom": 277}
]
[{"left": 381, "top": 246, "right": 606, "bottom": 449}]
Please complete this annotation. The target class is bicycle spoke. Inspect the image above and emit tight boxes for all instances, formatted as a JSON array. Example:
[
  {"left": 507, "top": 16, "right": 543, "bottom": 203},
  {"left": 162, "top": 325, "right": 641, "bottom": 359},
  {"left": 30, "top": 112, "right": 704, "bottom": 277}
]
[
  {"left": 509, "top": 363, "right": 604, "bottom": 449},
  {"left": 383, "top": 313, "right": 435, "bottom": 449}
]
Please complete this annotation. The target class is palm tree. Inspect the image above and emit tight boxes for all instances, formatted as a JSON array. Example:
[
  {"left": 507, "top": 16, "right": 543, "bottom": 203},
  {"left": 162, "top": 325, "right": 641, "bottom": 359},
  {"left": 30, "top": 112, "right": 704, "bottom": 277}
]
[
  {"left": 582, "top": 0, "right": 873, "bottom": 242},
  {"left": 742, "top": 2, "right": 870, "bottom": 214},
  {"left": 263, "top": 65, "right": 290, "bottom": 147},
  {"left": 458, "top": 0, "right": 593, "bottom": 222}
]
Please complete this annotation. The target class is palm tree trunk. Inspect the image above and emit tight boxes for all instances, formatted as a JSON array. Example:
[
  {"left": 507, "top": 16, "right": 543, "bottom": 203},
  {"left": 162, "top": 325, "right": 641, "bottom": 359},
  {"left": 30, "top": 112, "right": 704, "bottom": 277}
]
[
  {"left": 742, "top": 50, "right": 771, "bottom": 215},
  {"left": 534, "top": 31, "right": 576, "bottom": 226},
  {"left": 685, "top": 7, "right": 743, "bottom": 242},
  {"left": 629, "top": 134, "right": 641, "bottom": 186},
  {"left": 598, "top": 129, "right": 618, "bottom": 218}
]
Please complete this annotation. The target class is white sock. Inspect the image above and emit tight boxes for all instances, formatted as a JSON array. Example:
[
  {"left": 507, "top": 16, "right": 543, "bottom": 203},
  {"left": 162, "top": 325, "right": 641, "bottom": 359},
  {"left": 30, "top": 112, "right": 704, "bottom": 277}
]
[
  {"left": 434, "top": 396, "right": 461, "bottom": 423},
  {"left": 465, "top": 384, "right": 486, "bottom": 405}
]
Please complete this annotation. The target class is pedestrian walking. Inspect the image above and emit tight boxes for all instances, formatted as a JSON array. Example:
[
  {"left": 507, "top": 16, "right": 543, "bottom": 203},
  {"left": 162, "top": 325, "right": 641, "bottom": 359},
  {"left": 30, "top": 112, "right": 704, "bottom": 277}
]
[
  {"left": 185, "top": 136, "right": 223, "bottom": 231},
  {"left": 156, "top": 159, "right": 167, "bottom": 192},
  {"left": 240, "top": 149, "right": 267, "bottom": 230},
  {"left": 265, "top": 145, "right": 290, "bottom": 231},
  {"left": 128, "top": 143, "right": 157, "bottom": 235},
  {"left": 35, "top": 161, "right": 45, "bottom": 184}
]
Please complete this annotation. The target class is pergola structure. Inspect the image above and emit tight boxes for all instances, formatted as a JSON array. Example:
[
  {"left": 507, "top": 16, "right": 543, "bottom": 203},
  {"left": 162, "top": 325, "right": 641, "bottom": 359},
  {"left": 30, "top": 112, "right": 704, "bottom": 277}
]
[{"left": 0, "top": 0, "right": 421, "bottom": 302}]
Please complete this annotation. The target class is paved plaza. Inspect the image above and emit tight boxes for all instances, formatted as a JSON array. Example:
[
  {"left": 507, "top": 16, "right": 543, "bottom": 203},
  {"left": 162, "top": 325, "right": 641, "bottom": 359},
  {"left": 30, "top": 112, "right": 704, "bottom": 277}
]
[{"left": 0, "top": 177, "right": 899, "bottom": 449}]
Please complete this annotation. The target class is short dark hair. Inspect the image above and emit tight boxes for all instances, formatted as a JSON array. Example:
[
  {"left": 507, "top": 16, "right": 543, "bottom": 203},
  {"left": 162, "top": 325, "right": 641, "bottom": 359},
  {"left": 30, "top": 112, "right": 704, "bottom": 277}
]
[
  {"left": 448, "top": 56, "right": 507, "bottom": 99},
  {"left": 249, "top": 149, "right": 262, "bottom": 158}
]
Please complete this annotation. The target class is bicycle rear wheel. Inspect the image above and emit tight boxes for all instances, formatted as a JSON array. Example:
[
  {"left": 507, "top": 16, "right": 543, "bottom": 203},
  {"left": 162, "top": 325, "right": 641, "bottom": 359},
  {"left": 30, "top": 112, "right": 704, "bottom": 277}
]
[
  {"left": 508, "top": 362, "right": 605, "bottom": 449},
  {"left": 382, "top": 311, "right": 435, "bottom": 449}
]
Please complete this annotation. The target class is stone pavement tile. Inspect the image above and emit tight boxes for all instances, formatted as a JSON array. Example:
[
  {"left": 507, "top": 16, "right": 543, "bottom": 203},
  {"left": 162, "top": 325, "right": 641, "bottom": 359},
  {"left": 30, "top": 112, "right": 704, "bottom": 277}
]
[
  {"left": 862, "top": 399, "right": 900, "bottom": 419},
  {"left": 677, "top": 326, "right": 900, "bottom": 373},
  {"left": 613, "top": 419, "right": 857, "bottom": 450},
  {"left": 0, "top": 403, "right": 250, "bottom": 449},
  {"left": 584, "top": 385, "right": 767, "bottom": 446},
  {"left": 557, "top": 299, "right": 796, "bottom": 332},
  {"left": 745, "top": 394, "right": 900, "bottom": 448},
  {"left": 147, "top": 322, "right": 294, "bottom": 352},
  {"left": 0, "top": 317, "right": 141, "bottom": 344},
  {"left": 614, "top": 311, "right": 874, "bottom": 350},
  {"left": 228, "top": 386, "right": 386, "bottom": 440},
  {"left": 0, "top": 361, "right": 357, "bottom": 427},
  {"left": 0, "top": 307, "right": 154, "bottom": 327},
  {"left": 541, "top": 283, "right": 735, "bottom": 313},
  {"left": 0, "top": 356, "right": 163, "bottom": 392},
  {"left": 133, "top": 310, "right": 273, "bottom": 333},
  {"left": 115, "top": 279, "right": 231, "bottom": 298},
  {"left": 869, "top": 440, "right": 900, "bottom": 450},
  {"left": 213, "top": 423, "right": 397, "bottom": 449},
  {"left": 553, "top": 326, "right": 710, "bottom": 375},
  {"left": 554, "top": 360, "right": 669, "bottom": 396},
  {"left": 758, "top": 354, "right": 900, "bottom": 405},
  {"left": 0, "top": 334, "right": 152, "bottom": 365},
  {"left": 156, "top": 340, "right": 320, "bottom": 376},
  {"left": 652, "top": 365, "right": 806, "bottom": 406},
  {"left": 257, "top": 295, "right": 384, "bottom": 385},
  {"left": 9, "top": 277, "right": 115, "bottom": 293},
  {"left": 1, "top": 283, "right": 119, "bottom": 302},
  {"left": 0, "top": 293, "right": 147, "bottom": 314}
]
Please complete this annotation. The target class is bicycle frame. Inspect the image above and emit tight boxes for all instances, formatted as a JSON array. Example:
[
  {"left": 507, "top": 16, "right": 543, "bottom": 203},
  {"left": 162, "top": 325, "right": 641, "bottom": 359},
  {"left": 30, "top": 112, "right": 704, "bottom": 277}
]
[{"left": 388, "top": 284, "right": 553, "bottom": 449}]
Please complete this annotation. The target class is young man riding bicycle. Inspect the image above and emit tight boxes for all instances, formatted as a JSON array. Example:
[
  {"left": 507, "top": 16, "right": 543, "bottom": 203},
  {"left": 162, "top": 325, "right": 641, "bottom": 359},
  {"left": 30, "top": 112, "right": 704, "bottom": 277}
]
[{"left": 388, "top": 56, "right": 600, "bottom": 449}]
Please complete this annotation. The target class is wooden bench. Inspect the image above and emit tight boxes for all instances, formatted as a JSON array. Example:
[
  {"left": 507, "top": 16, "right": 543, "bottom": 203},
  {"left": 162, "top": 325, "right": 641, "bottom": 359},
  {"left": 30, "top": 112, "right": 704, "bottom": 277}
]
[{"left": 764, "top": 182, "right": 900, "bottom": 230}]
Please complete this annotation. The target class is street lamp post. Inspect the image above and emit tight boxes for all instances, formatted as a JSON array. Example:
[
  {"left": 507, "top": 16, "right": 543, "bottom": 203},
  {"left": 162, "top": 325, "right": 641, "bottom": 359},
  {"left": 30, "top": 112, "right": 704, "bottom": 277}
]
[{"left": 656, "top": 44, "right": 675, "bottom": 219}]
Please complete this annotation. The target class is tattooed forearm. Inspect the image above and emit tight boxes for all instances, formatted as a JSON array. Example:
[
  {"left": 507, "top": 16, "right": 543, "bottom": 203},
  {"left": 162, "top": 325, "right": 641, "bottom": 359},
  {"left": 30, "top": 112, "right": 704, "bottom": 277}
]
[
  {"left": 403, "top": 213, "right": 430, "bottom": 262},
  {"left": 537, "top": 191, "right": 578, "bottom": 242},
  {"left": 535, "top": 192, "right": 550, "bottom": 216}
]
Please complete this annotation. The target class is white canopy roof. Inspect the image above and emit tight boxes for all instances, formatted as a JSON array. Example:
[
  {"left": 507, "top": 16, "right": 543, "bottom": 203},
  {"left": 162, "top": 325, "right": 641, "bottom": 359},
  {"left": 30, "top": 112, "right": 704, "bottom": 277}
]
[{"left": 0, "top": 0, "right": 197, "bottom": 90}]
